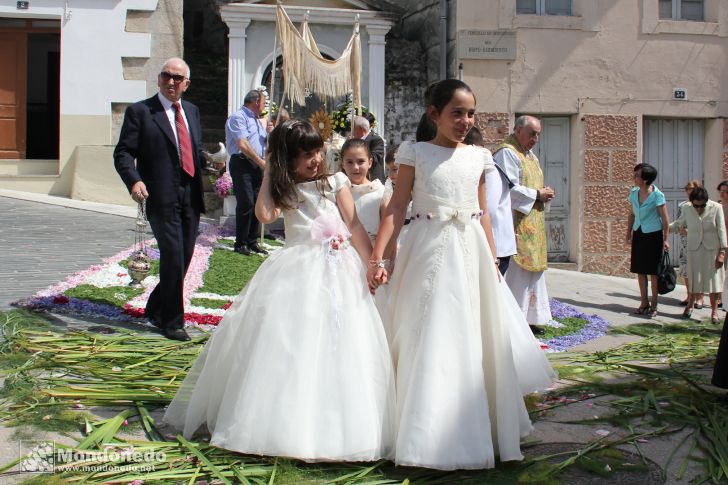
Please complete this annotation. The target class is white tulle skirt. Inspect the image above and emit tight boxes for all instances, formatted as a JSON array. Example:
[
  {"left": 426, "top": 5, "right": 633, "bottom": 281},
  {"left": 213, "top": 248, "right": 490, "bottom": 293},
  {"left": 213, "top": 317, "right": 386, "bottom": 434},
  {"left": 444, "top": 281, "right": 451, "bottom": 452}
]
[
  {"left": 383, "top": 218, "right": 556, "bottom": 470},
  {"left": 164, "top": 242, "right": 396, "bottom": 462}
]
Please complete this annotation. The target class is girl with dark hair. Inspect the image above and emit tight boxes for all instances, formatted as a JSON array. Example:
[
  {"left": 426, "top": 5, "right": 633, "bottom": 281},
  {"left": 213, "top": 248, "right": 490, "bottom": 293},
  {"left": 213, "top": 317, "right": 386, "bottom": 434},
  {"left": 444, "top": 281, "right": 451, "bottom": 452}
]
[
  {"left": 670, "top": 186, "right": 726, "bottom": 322},
  {"left": 368, "top": 79, "right": 555, "bottom": 470},
  {"left": 164, "top": 119, "right": 396, "bottom": 461},
  {"left": 625, "top": 163, "right": 670, "bottom": 317}
]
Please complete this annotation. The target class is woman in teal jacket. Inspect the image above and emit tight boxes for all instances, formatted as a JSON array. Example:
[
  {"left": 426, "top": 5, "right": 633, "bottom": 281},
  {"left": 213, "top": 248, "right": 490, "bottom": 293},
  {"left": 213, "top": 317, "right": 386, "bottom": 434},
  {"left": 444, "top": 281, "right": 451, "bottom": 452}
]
[{"left": 625, "top": 163, "right": 670, "bottom": 317}]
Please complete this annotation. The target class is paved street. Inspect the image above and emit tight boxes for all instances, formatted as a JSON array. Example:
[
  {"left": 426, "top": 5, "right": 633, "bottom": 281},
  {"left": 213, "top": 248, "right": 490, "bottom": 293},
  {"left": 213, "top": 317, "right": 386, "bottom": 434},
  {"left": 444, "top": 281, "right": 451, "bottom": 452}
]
[{"left": 0, "top": 197, "right": 136, "bottom": 309}]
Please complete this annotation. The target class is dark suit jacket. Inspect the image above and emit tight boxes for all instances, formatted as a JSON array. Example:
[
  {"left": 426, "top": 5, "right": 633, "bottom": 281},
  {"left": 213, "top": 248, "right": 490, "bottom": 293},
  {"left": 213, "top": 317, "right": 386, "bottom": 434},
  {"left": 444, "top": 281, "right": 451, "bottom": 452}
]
[
  {"left": 114, "top": 95, "right": 206, "bottom": 214},
  {"left": 365, "top": 131, "right": 385, "bottom": 181}
]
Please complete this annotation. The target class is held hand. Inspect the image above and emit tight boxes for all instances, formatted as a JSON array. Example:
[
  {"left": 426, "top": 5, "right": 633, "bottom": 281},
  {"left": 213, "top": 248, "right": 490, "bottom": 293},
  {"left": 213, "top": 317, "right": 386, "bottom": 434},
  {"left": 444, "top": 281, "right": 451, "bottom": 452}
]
[
  {"left": 716, "top": 252, "right": 726, "bottom": 269},
  {"left": 131, "top": 181, "right": 148, "bottom": 204},
  {"left": 540, "top": 186, "right": 555, "bottom": 202},
  {"left": 375, "top": 267, "right": 389, "bottom": 286},
  {"left": 663, "top": 240, "right": 670, "bottom": 251}
]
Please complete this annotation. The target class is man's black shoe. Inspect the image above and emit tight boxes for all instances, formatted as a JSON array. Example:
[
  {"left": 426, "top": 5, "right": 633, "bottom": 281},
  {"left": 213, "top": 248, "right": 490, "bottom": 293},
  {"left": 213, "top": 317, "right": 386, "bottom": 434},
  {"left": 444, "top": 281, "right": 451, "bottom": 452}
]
[
  {"left": 234, "top": 245, "right": 252, "bottom": 256},
  {"left": 148, "top": 314, "right": 163, "bottom": 328},
  {"left": 163, "top": 328, "right": 191, "bottom": 341},
  {"left": 529, "top": 325, "right": 546, "bottom": 336},
  {"left": 248, "top": 242, "right": 268, "bottom": 255}
]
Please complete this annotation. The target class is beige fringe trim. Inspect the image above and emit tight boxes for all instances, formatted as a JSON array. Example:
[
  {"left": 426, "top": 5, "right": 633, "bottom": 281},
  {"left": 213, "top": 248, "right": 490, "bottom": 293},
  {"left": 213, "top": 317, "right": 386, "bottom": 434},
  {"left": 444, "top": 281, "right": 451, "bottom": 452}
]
[{"left": 276, "top": 4, "right": 361, "bottom": 111}]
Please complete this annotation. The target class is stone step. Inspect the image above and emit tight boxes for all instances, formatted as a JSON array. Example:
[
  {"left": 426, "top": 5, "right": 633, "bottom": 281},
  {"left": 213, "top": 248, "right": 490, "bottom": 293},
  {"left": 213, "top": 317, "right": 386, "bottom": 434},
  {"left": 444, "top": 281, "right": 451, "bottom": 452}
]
[{"left": 0, "top": 159, "right": 58, "bottom": 176}]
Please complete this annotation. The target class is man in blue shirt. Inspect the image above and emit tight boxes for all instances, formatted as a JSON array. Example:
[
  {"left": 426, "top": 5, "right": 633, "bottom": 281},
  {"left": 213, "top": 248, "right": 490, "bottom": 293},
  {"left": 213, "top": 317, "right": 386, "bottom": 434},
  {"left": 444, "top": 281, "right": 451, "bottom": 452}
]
[{"left": 225, "top": 89, "right": 269, "bottom": 256}]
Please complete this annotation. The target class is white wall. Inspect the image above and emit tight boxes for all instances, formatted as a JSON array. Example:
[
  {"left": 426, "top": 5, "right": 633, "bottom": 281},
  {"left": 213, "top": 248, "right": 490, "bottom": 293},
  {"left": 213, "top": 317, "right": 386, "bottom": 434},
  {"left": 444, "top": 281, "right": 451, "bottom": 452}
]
[{"left": 0, "top": 0, "right": 158, "bottom": 117}]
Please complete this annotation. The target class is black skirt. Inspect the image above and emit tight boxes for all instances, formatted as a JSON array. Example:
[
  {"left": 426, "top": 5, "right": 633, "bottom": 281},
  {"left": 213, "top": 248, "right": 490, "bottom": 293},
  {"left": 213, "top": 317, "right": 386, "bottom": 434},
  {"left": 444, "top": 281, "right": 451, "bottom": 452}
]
[
  {"left": 712, "top": 314, "right": 728, "bottom": 389},
  {"left": 630, "top": 228, "right": 663, "bottom": 275}
]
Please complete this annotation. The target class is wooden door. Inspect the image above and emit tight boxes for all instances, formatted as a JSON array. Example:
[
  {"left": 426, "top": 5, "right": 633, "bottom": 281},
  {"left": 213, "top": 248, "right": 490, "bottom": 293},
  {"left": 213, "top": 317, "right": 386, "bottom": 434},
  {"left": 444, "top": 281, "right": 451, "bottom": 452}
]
[
  {"left": 644, "top": 118, "right": 705, "bottom": 261},
  {"left": 0, "top": 31, "right": 27, "bottom": 159},
  {"left": 534, "top": 117, "right": 571, "bottom": 262}
]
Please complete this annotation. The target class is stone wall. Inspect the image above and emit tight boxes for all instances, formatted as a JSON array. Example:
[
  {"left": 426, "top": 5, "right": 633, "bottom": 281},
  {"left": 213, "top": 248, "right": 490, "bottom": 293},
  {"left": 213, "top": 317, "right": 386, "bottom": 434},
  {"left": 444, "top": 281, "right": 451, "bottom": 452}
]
[
  {"left": 580, "top": 115, "right": 638, "bottom": 276},
  {"left": 383, "top": 36, "right": 428, "bottom": 145},
  {"left": 474, "top": 112, "right": 510, "bottom": 149},
  {"left": 117, "top": 0, "right": 184, "bottom": 139}
]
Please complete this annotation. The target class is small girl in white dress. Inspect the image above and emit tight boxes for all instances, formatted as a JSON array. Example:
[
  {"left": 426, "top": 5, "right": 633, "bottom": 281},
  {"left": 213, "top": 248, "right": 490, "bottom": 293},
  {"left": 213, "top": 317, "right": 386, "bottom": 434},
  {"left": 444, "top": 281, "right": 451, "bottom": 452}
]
[
  {"left": 368, "top": 80, "right": 555, "bottom": 470},
  {"left": 340, "top": 138, "right": 389, "bottom": 247},
  {"left": 340, "top": 138, "right": 393, "bottom": 317},
  {"left": 164, "top": 119, "right": 395, "bottom": 462}
]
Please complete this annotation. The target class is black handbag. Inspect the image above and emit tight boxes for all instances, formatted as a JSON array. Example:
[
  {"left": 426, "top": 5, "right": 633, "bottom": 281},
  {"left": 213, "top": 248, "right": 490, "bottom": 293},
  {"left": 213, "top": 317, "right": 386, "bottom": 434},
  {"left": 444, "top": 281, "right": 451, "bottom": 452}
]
[{"left": 657, "top": 251, "right": 677, "bottom": 295}]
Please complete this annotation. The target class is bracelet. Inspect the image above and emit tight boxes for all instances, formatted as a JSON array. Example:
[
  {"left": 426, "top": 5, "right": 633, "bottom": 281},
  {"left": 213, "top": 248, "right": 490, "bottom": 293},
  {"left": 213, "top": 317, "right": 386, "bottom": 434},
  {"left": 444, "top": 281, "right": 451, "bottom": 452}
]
[{"left": 368, "top": 259, "right": 389, "bottom": 269}]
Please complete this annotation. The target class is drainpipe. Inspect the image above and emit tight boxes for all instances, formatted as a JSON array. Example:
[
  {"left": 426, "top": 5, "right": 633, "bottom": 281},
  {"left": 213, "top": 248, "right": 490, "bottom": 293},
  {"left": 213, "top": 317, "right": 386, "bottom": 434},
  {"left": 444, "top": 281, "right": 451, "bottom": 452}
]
[{"left": 440, "top": 0, "right": 447, "bottom": 80}]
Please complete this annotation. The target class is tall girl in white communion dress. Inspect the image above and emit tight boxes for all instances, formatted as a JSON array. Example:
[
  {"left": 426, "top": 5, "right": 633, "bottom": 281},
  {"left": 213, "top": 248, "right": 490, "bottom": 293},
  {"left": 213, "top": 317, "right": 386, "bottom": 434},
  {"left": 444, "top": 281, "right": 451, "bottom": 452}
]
[{"left": 368, "top": 80, "right": 556, "bottom": 470}]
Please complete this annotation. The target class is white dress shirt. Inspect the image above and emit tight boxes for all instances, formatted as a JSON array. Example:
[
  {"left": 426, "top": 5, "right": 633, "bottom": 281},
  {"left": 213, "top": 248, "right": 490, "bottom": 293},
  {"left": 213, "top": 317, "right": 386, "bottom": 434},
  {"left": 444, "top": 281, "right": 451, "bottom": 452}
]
[{"left": 157, "top": 92, "right": 190, "bottom": 155}]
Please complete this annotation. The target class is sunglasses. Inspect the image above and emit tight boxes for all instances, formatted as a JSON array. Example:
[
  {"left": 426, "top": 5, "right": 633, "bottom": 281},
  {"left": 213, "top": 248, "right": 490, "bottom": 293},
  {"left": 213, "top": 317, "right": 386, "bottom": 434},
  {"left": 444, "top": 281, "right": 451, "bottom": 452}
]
[
  {"left": 693, "top": 202, "right": 707, "bottom": 209},
  {"left": 160, "top": 71, "right": 187, "bottom": 84}
]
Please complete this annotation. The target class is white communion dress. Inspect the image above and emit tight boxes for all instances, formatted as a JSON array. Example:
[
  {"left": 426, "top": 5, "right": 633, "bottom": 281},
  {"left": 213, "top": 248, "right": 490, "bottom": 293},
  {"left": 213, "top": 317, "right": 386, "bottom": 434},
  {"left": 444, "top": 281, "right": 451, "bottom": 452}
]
[
  {"left": 383, "top": 142, "right": 556, "bottom": 470},
  {"left": 350, "top": 180, "right": 389, "bottom": 317},
  {"left": 164, "top": 172, "right": 396, "bottom": 462},
  {"left": 350, "top": 179, "right": 386, "bottom": 245}
]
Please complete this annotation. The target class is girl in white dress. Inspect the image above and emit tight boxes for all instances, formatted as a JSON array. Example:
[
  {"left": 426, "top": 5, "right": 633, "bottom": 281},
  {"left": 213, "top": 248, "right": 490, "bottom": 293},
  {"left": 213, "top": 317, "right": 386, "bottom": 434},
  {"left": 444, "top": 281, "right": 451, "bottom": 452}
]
[
  {"left": 340, "top": 138, "right": 392, "bottom": 317},
  {"left": 164, "top": 119, "right": 396, "bottom": 462},
  {"left": 368, "top": 80, "right": 555, "bottom": 470},
  {"left": 340, "top": 138, "right": 389, "bottom": 247}
]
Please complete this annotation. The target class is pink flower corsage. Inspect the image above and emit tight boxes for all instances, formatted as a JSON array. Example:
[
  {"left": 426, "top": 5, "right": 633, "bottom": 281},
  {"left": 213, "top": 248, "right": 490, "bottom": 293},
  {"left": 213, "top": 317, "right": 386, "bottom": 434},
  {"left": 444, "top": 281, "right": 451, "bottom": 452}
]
[{"left": 311, "top": 213, "right": 350, "bottom": 253}]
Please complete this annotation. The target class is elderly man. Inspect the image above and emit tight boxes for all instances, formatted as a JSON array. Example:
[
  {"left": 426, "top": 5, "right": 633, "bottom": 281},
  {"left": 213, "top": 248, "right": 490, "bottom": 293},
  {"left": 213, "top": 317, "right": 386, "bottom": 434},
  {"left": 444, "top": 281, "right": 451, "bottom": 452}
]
[
  {"left": 114, "top": 57, "right": 205, "bottom": 341},
  {"left": 225, "top": 89, "right": 269, "bottom": 256},
  {"left": 494, "top": 115, "right": 555, "bottom": 336},
  {"left": 351, "top": 115, "right": 385, "bottom": 182}
]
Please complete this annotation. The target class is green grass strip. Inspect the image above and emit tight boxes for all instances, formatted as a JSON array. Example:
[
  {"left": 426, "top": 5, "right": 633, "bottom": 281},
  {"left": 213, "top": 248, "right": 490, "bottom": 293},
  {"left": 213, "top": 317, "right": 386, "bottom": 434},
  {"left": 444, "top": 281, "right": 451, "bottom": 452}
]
[
  {"left": 64, "top": 284, "right": 144, "bottom": 309},
  {"left": 198, "top": 248, "right": 266, "bottom": 295}
]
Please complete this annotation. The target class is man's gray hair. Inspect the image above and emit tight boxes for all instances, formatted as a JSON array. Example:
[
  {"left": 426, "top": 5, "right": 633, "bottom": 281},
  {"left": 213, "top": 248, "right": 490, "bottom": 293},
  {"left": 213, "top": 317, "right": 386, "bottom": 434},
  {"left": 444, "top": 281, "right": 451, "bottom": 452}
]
[
  {"left": 352, "top": 115, "right": 370, "bottom": 132},
  {"left": 514, "top": 115, "right": 539, "bottom": 129},
  {"left": 244, "top": 90, "right": 262, "bottom": 105},
  {"left": 161, "top": 57, "right": 191, "bottom": 78}
]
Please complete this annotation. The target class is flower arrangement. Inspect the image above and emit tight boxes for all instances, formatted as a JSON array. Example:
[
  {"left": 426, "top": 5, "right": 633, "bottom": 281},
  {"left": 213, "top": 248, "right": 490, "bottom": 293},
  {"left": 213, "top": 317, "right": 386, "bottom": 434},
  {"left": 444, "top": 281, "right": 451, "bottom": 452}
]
[
  {"left": 311, "top": 213, "right": 350, "bottom": 253},
  {"left": 330, "top": 95, "right": 375, "bottom": 135},
  {"left": 213, "top": 172, "right": 234, "bottom": 198},
  {"left": 256, "top": 85, "right": 279, "bottom": 118}
]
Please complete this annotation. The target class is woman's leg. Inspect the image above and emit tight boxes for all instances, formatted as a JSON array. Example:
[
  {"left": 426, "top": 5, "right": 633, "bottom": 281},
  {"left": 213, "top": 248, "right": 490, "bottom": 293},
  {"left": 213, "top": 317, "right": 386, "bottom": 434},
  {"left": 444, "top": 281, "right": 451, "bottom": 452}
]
[
  {"left": 682, "top": 277, "right": 690, "bottom": 305},
  {"left": 649, "top": 275, "right": 659, "bottom": 313},
  {"left": 711, "top": 292, "right": 721, "bottom": 323},
  {"left": 637, "top": 274, "right": 649, "bottom": 310}
]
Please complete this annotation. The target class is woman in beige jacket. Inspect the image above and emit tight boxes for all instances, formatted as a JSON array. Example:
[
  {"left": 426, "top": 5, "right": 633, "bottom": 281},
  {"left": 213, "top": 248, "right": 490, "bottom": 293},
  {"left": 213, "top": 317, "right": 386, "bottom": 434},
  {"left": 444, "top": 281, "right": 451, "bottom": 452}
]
[{"left": 670, "top": 186, "right": 727, "bottom": 322}]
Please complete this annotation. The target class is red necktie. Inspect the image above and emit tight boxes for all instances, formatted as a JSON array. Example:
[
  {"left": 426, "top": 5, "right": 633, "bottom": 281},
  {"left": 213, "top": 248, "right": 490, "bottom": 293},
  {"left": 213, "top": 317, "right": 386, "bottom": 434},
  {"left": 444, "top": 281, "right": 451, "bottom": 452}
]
[{"left": 173, "top": 102, "right": 195, "bottom": 177}]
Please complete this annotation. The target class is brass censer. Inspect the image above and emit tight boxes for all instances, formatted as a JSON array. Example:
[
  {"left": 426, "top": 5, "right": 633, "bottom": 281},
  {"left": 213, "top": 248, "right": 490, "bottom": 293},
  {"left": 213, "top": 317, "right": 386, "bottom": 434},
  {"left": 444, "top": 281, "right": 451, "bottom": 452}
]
[{"left": 128, "top": 200, "right": 151, "bottom": 288}]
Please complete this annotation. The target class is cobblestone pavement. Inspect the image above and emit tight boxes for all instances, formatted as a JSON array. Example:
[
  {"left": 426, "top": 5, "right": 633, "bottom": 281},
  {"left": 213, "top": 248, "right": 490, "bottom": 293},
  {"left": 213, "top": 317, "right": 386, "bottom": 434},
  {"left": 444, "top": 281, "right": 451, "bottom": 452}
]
[{"left": 0, "top": 197, "right": 136, "bottom": 309}]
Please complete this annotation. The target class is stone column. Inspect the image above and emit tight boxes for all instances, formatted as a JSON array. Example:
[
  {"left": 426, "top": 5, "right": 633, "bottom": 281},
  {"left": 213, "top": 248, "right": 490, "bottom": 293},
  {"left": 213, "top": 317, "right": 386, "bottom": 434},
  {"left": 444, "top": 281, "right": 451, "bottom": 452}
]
[
  {"left": 366, "top": 25, "right": 389, "bottom": 138},
  {"left": 581, "top": 115, "right": 638, "bottom": 276},
  {"left": 227, "top": 19, "right": 251, "bottom": 116}
]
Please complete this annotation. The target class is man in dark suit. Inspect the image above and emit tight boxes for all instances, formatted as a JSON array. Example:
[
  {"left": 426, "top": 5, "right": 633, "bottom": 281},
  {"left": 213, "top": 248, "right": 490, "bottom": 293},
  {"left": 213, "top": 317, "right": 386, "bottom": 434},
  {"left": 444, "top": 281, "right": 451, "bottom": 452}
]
[
  {"left": 352, "top": 115, "right": 385, "bottom": 182},
  {"left": 114, "top": 57, "right": 205, "bottom": 341}
]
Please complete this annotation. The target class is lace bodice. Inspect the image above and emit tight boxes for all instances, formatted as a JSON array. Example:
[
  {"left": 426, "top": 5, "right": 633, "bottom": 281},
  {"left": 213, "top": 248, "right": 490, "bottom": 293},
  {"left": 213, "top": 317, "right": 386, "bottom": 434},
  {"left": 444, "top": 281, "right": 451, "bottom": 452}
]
[
  {"left": 350, "top": 179, "right": 385, "bottom": 242},
  {"left": 396, "top": 142, "right": 495, "bottom": 213},
  {"left": 283, "top": 172, "right": 350, "bottom": 245}
]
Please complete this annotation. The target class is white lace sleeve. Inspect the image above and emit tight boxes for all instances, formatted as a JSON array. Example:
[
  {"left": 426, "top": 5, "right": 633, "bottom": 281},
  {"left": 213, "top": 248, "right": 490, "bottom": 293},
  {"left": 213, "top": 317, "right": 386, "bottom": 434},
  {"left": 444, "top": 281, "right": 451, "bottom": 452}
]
[
  {"left": 332, "top": 172, "right": 351, "bottom": 193},
  {"left": 395, "top": 141, "right": 415, "bottom": 167}
]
